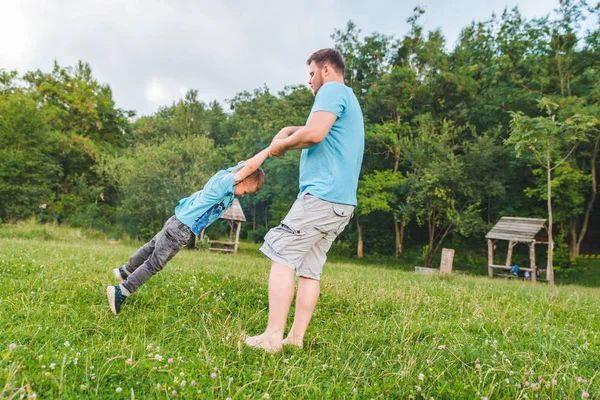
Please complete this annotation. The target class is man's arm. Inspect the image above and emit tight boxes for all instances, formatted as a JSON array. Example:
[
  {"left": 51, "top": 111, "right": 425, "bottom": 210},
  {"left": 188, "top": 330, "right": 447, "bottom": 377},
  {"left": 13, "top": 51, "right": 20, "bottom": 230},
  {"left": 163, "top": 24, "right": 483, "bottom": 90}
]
[
  {"left": 273, "top": 126, "right": 304, "bottom": 141},
  {"left": 233, "top": 147, "right": 271, "bottom": 182},
  {"left": 270, "top": 112, "right": 337, "bottom": 156}
]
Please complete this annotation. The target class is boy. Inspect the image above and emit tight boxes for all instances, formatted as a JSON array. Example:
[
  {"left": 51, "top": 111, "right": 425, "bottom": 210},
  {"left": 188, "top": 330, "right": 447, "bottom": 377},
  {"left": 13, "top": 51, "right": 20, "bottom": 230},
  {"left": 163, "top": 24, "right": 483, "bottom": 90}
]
[{"left": 106, "top": 147, "right": 270, "bottom": 314}]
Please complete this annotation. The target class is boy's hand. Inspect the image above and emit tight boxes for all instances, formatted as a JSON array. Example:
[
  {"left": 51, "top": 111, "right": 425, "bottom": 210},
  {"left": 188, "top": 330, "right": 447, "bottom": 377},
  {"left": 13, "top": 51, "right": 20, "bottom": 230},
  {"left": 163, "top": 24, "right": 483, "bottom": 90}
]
[{"left": 270, "top": 139, "right": 287, "bottom": 157}]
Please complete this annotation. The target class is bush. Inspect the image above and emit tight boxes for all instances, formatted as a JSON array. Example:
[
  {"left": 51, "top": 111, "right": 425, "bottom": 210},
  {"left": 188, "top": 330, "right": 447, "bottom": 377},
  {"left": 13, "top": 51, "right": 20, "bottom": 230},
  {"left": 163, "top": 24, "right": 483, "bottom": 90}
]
[
  {"left": 248, "top": 227, "right": 267, "bottom": 244},
  {"left": 196, "top": 234, "right": 210, "bottom": 251}
]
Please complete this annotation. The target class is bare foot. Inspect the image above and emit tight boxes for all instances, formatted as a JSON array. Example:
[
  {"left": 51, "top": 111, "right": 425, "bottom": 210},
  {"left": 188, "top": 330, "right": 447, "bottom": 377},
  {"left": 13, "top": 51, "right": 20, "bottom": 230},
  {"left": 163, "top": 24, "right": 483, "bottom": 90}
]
[
  {"left": 244, "top": 334, "right": 282, "bottom": 353},
  {"left": 282, "top": 337, "right": 303, "bottom": 349}
]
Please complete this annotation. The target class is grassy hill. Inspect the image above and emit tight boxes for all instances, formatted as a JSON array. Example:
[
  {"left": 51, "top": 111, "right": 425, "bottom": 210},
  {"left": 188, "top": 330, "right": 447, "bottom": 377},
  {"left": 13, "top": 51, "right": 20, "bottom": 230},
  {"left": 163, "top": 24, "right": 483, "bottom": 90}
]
[{"left": 1, "top": 222, "right": 598, "bottom": 399}]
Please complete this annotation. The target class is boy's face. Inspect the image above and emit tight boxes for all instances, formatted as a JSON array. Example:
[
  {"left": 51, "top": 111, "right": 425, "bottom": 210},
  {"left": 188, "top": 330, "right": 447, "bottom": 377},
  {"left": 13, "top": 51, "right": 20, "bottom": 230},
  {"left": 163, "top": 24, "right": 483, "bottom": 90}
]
[{"left": 234, "top": 180, "right": 260, "bottom": 197}]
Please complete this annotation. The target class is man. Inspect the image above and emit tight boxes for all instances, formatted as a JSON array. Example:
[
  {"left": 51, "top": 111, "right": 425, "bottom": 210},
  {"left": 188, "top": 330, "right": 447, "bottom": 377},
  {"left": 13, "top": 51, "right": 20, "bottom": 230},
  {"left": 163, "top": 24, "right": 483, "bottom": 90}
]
[{"left": 245, "top": 48, "right": 364, "bottom": 352}]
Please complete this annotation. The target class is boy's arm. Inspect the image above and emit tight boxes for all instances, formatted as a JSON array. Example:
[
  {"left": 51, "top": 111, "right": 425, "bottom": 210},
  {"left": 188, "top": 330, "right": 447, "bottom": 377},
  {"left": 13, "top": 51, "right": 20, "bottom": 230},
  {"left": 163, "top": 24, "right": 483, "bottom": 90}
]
[
  {"left": 233, "top": 147, "right": 271, "bottom": 183},
  {"left": 270, "top": 111, "right": 337, "bottom": 157}
]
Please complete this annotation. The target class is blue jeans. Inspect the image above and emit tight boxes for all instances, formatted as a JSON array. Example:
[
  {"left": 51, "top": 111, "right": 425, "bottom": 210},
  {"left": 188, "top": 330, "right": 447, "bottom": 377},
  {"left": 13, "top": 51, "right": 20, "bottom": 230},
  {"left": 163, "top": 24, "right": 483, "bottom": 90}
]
[{"left": 121, "top": 215, "right": 192, "bottom": 294}]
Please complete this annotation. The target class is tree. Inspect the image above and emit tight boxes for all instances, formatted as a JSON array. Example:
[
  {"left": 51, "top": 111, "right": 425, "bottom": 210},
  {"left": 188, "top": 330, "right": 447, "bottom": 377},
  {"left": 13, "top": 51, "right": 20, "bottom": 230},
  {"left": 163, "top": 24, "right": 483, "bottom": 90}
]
[
  {"left": 332, "top": 20, "right": 393, "bottom": 103},
  {"left": 364, "top": 122, "right": 412, "bottom": 257},
  {"left": 402, "top": 116, "right": 486, "bottom": 267},
  {"left": 0, "top": 91, "right": 58, "bottom": 220},
  {"left": 507, "top": 97, "right": 594, "bottom": 294},
  {"left": 110, "top": 136, "right": 220, "bottom": 240},
  {"left": 20, "top": 61, "right": 133, "bottom": 223},
  {"left": 355, "top": 170, "right": 404, "bottom": 258}
]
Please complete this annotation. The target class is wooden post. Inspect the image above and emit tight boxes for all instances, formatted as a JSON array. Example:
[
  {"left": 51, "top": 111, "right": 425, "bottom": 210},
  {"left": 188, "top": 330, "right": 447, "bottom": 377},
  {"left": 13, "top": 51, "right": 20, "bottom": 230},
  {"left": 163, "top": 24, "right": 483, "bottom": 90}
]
[
  {"left": 506, "top": 241, "right": 515, "bottom": 268},
  {"left": 488, "top": 239, "right": 494, "bottom": 277},
  {"left": 530, "top": 241, "right": 537, "bottom": 283},
  {"left": 233, "top": 221, "right": 242, "bottom": 254},
  {"left": 440, "top": 248, "right": 454, "bottom": 275},
  {"left": 200, "top": 230, "right": 205, "bottom": 240},
  {"left": 228, "top": 220, "right": 233, "bottom": 242}
]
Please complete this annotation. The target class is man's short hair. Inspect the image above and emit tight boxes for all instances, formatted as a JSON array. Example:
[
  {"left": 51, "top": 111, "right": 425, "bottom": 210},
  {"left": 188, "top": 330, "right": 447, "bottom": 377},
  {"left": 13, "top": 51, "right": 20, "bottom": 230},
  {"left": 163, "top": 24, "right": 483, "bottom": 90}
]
[
  {"left": 307, "top": 48, "right": 345, "bottom": 76},
  {"left": 245, "top": 167, "right": 265, "bottom": 191}
]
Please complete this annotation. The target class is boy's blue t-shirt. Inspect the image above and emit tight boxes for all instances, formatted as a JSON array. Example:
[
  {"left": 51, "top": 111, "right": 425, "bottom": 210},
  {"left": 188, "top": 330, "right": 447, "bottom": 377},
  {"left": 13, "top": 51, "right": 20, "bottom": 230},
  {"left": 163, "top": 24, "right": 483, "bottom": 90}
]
[
  {"left": 174, "top": 164, "right": 240, "bottom": 236},
  {"left": 299, "top": 81, "right": 364, "bottom": 206}
]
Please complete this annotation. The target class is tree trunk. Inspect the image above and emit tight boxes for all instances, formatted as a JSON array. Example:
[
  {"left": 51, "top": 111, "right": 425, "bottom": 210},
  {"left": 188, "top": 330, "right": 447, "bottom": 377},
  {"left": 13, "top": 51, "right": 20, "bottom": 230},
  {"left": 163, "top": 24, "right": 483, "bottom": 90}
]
[
  {"left": 547, "top": 146, "right": 555, "bottom": 296},
  {"left": 569, "top": 218, "right": 578, "bottom": 260},
  {"left": 392, "top": 158, "right": 402, "bottom": 257},
  {"left": 356, "top": 216, "right": 364, "bottom": 259},
  {"left": 426, "top": 215, "right": 435, "bottom": 267},
  {"left": 393, "top": 213, "right": 404, "bottom": 257}
]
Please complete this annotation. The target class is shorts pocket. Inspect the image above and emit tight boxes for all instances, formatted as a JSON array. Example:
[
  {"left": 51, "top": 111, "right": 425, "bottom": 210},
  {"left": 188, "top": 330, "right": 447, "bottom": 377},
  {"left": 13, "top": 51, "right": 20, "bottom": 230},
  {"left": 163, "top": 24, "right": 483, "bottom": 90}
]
[
  {"left": 333, "top": 205, "right": 354, "bottom": 235},
  {"left": 315, "top": 204, "right": 354, "bottom": 235},
  {"left": 333, "top": 204, "right": 353, "bottom": 218},
  {"left": 264, "top": 220, "right": 303, "bottom": 254}
]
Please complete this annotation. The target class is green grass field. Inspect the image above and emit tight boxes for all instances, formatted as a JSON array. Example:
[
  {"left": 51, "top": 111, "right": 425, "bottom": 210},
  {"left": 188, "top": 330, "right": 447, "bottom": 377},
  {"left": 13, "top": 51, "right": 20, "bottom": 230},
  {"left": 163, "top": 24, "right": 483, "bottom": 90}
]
[{"left": 1, "top": 222, "right": 599, "bottom": 399}]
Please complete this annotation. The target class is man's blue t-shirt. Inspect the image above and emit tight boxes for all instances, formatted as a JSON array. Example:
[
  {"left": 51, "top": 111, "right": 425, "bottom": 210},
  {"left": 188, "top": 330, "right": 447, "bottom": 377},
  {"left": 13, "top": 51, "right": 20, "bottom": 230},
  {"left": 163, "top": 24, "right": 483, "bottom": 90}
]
[
  {"left": 299, "top": 81, "right": 364, "bottom": 206},
  {"left": 174, "top": 164, "right": 240, "bottom": 236}
]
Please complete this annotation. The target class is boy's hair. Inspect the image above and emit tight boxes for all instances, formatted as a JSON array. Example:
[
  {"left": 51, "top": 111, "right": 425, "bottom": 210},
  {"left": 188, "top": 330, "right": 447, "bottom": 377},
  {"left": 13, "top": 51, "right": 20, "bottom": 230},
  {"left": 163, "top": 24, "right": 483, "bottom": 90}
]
[
  {"left": 244, "top": 167, "right": 265, "bottom": 191},
  {"left": 307, "top": 48, "right": 345, "bottom": 76}
]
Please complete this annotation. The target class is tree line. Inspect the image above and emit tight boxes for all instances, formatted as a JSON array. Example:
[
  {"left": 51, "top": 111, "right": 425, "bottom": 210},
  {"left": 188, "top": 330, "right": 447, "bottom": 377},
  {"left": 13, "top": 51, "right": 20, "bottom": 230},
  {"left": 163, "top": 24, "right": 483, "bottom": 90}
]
[{"left": 1, "top": 1, "right": 598, "bottom": 268}]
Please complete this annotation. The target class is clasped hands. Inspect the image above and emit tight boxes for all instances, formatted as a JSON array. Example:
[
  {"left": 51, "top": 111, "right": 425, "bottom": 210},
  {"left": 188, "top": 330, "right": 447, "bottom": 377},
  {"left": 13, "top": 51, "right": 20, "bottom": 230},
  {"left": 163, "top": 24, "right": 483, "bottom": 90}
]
[{"left": 269, "top": 126, "right": 294, "bottom": 157}]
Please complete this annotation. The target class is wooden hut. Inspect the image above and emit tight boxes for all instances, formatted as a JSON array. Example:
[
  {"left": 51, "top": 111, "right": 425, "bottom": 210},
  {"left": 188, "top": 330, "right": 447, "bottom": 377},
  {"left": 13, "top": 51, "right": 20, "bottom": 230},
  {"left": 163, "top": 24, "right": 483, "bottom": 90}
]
[
  {"left": 200, "top": 199, "right": 246, "bottom": 254},
  {"left": 486, "top": 217, "right": 550, "bottom": 283}
]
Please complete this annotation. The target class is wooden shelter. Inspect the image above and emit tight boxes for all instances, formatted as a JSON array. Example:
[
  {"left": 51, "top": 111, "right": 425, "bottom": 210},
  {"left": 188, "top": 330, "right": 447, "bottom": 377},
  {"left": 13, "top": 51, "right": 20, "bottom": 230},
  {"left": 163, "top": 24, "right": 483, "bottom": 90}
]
[
  {"left": 486, "top": 217, "right": 550, "bottom": 283},
  {"left": 200, "top": 199, "right": 246, "bottom": 254}
]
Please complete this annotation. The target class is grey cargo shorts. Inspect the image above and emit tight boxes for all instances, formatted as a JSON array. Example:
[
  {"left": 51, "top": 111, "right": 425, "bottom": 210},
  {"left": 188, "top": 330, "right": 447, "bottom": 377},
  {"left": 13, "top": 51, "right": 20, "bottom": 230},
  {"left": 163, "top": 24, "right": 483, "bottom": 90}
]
[{"left": 260, "top": 193, "right": 354, "bottom": 280}]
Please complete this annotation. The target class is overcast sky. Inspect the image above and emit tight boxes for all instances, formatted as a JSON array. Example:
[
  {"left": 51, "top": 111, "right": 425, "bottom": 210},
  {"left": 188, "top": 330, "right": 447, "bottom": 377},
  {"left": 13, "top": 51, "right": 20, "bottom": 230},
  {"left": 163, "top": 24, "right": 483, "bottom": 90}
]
[{"left": 1, "top": 0, "right": 561, "bottom": 116}]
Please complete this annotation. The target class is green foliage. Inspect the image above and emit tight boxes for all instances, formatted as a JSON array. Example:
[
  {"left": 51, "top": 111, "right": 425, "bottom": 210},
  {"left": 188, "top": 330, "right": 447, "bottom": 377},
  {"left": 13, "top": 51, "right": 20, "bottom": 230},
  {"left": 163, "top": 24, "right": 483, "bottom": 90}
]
[
  {"left": 2, "top": 2, "right": 600, "bottom": 263},
  {"left": 525, "top": 162, "right": 590, "bottom": 221},
  {"left": 111, "top": 136, "right": 220, "bottom": 240},
  {"left": 0, "top": 91, "right": 59, "bottom": 221}
]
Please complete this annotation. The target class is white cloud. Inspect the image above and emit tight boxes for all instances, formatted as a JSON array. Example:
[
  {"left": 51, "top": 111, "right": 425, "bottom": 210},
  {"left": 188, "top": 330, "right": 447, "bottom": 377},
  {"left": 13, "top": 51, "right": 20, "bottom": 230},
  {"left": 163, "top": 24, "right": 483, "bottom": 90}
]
[
  {"left": 0, "top": 3, "right": 34, "bottom": 70},
  {"left": 0, "top": 0, "right": 564, "bottom": 116},
  {"left": 144, "top": 77, "right": 167, "bottom": 105}
]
